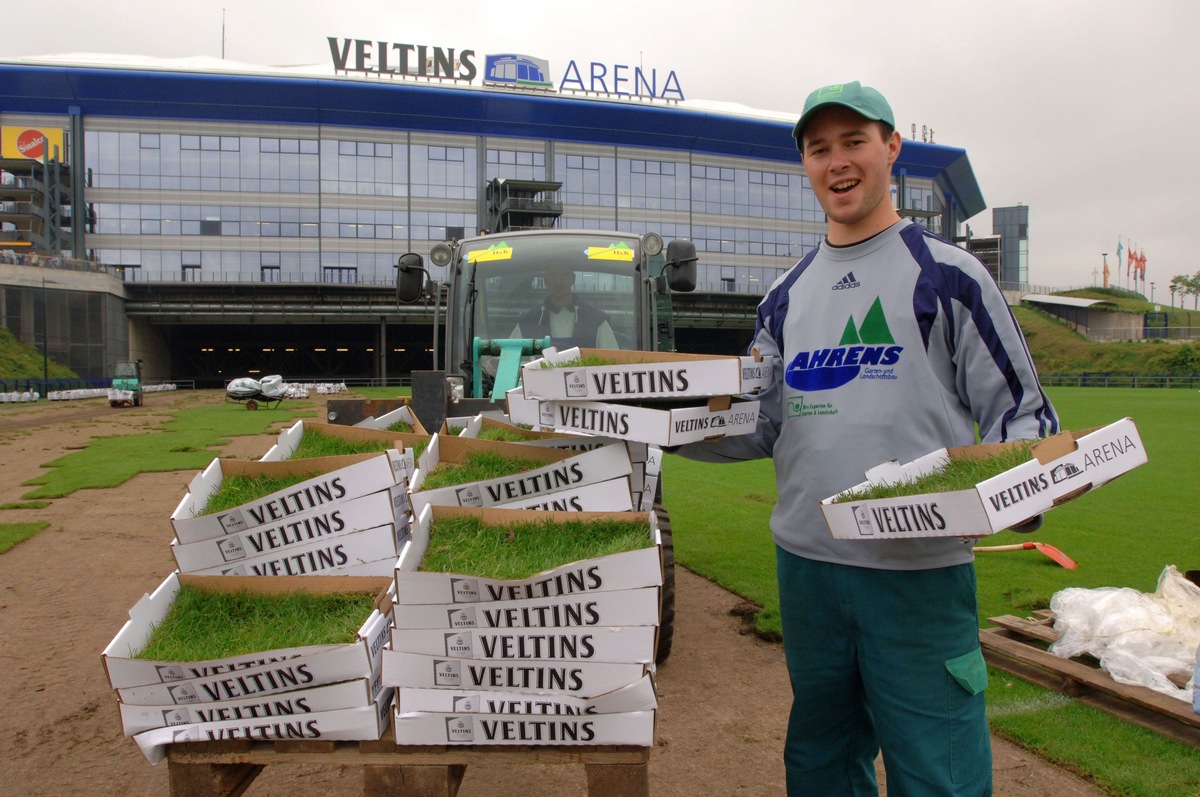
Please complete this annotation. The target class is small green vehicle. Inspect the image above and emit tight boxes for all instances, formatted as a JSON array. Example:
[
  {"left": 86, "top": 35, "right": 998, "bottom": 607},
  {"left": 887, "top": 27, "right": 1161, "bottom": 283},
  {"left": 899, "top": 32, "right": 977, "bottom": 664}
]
[{"left": 108, "top": 360, "right": 144, "bottom": 407}]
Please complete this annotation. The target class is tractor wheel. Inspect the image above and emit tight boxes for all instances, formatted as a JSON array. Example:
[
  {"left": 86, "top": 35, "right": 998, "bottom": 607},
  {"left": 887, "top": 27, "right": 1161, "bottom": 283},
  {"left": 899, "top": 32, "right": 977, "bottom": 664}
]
[
  {"left": 652, "top": 504, "right": 676, "bottom": 665},
  {"left": 246, "top": 399, "right": 259, "bottom": 410}
]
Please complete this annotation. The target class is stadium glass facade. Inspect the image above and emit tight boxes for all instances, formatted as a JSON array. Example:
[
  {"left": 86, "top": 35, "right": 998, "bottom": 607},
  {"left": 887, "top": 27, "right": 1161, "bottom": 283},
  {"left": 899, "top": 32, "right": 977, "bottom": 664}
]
[{"left": 1, "top": 60, "right": 984, "bottom": 295}]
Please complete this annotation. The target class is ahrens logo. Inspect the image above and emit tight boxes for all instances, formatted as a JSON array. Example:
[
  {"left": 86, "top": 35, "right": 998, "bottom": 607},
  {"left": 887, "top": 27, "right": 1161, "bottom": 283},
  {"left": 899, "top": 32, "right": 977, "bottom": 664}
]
[
  {"left": 16, "top": 129, "right": 47, "bottom": 160},
  {"left": 786, "top": 297, "right": 902, "bottom": 391}
]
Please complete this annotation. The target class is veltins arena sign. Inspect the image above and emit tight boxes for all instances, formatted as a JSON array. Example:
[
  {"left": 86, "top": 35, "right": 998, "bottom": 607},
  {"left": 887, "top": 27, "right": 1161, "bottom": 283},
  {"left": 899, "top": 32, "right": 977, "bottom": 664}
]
[{"left": 327, "top": 37, "right": 684, "bottom": 101}]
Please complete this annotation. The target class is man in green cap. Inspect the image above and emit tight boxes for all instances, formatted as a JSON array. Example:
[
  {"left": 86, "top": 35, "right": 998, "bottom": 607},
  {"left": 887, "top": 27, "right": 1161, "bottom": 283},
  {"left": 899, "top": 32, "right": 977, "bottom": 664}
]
[{"left": 673, "top": 81, "right": 1057, "bottom": 795}]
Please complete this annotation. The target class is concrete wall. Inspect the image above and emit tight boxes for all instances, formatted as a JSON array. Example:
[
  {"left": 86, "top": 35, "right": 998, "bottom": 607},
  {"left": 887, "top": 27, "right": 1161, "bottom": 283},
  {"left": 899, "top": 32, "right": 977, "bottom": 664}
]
[{"left": 127, "top": 317, "right": 173, "bottom": 381}]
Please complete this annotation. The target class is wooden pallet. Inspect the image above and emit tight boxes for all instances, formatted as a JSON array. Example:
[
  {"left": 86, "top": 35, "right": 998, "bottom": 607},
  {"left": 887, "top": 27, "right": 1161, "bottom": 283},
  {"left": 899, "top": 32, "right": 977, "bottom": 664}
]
[
  {"left": 980, "top": 611, "right": 1199, "bottom": 749},
  {"left": 166, "top": 736, "right": 650, "bottom": 797}
]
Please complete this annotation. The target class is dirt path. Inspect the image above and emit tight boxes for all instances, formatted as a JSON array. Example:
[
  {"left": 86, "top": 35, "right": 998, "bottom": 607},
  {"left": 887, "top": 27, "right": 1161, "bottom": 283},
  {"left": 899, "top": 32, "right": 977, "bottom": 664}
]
[{"left": 0, "top": 392, "right": 1111, "bottom": 796}]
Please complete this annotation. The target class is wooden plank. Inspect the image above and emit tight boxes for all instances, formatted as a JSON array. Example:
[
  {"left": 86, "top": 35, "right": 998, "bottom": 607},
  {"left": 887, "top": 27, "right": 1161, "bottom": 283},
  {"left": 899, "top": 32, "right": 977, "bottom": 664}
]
[
  {"left": 987, "top": 614, "right": 1059, "bottom": 644},
  {"left": 167, "top": 738, "right": 651, "bottom": 796},
  {"left": 981, "top": 630, "right": 1198, "bottom": 723},
  {"left": 168, "top": 762, "right": 263, "bottom": 797},
  {"left": 363, "top": 764, "right": 466, "bottom": 797},
  {"left": 981, "top": 628, "right": 1200, "bottom": 749},
  {"left": 169, "top": 740, "right": 650, "bottom": 767}
]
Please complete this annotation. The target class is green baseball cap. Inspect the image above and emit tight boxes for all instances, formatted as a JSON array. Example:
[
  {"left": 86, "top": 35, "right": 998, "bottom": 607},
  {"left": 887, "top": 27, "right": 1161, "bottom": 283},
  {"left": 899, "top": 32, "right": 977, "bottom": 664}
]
[{"left": 791, "top": 81, "right": 895, "bottom": 151}]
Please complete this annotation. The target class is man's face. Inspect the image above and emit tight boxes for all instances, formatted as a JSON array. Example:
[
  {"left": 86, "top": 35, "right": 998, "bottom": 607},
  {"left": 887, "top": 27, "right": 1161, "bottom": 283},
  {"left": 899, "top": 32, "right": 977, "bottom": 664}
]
[
  {"left": 545, "top": 270, "right": 575, "bottom": 307},
  {"left": 800, "top": 106, "right": 901, "bottom": 243}
]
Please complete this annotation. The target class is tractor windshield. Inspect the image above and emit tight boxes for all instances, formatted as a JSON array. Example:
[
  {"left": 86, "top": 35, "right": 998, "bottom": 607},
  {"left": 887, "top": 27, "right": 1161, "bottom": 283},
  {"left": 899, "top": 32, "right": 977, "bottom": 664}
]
[{"left": 456, "top": 232, "right": 642, "bottom": 353}]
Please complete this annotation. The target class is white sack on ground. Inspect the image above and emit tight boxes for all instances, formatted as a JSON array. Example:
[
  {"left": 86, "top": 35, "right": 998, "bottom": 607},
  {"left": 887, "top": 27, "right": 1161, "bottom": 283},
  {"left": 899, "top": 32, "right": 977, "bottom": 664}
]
[{"left": 1049, "top": 565, "right": 1199, "bottom": 702}]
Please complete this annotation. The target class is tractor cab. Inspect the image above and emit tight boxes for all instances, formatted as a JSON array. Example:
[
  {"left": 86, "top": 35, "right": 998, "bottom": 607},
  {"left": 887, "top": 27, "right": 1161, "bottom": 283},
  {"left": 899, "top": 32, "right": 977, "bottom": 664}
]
[{"left": 397, "top": 229, "right": 696, "bottom": 429}]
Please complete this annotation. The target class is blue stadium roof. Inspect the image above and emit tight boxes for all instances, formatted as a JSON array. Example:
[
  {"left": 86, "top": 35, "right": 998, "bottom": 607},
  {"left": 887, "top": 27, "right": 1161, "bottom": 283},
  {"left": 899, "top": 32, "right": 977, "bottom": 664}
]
[{"left": 0, "top": 60, "right": 984, "bottom": 217}]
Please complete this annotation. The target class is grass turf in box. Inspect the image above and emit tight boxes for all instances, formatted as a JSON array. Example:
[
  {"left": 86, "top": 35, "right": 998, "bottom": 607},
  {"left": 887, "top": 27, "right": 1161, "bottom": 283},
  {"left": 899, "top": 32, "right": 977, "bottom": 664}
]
[
  {"left": 420, "top": 450, "right": 546, "bottom": 492},
  {"left": 137, "top": 585, "right": 377, "bottom": 662},
  {"left": 292, "top": 430, "right": 394, "bottom": 459},
  {"left": 201, "top": 473, "right": 310, "bottom": 516},
  {"left": 834, "top": 441, "right": 1036, "bottom": 502},
  {"left": 420, "top": 514, "right": 653, "bottom": 581}
]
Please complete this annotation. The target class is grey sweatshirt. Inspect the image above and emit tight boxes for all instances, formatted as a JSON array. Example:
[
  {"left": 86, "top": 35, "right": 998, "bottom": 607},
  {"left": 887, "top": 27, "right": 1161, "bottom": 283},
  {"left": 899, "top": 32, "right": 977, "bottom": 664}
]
[{"left": 676, "top": 220, "right": 1058, "bottom": 570}]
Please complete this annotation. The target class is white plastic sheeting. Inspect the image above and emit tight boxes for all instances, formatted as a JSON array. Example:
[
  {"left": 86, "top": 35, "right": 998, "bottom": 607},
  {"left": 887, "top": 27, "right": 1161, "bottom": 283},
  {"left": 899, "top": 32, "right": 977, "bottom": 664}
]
[{"left": 1050, "top": 565, "right": 1200, "bottom": 703}]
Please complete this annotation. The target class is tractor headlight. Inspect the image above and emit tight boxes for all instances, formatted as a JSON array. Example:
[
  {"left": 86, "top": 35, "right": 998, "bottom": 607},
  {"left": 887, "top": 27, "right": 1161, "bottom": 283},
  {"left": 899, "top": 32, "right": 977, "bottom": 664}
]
[{"left": 642, "top": 232, "right": 664, "bottom": 257}]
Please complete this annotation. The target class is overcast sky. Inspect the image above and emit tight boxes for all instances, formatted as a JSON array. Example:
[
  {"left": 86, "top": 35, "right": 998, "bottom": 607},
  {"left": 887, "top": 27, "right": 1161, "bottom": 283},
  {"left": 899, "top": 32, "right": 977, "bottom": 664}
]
[{"left": 4, "top": 0, "right": 1196, "bottom": 293}]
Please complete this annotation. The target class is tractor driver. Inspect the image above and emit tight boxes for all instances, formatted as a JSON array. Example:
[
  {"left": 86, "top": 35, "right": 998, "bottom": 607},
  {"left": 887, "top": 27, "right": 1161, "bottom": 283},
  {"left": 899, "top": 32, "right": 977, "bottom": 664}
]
[{"left": 509, "top": 268, "right": 619, "bottom": 349}]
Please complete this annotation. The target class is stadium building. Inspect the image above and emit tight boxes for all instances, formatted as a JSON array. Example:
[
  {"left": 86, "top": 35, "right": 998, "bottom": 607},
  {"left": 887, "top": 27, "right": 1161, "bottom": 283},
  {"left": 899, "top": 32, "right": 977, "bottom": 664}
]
[{"left": 0, "top": 46, "right": 985, "bottom": 386}]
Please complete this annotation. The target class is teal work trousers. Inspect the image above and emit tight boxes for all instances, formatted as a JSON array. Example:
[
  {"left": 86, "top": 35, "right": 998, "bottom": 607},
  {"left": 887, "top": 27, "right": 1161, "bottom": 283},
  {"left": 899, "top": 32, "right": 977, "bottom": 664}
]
[{"left": 776, "top": 547, "right": 992, "bottom": 797}]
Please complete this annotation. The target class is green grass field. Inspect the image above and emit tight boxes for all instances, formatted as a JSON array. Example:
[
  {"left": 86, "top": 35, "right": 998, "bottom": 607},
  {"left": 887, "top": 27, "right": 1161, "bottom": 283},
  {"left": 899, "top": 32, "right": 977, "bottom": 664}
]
[{"left": 664, "top": 386, "right": 1200, "bottom": 796}]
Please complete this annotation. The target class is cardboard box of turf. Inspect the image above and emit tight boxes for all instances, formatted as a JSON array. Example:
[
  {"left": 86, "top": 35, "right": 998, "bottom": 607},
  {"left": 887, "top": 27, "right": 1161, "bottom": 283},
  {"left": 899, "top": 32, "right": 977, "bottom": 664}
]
[
  {"left": 521, "top": 346, "right": 773, "bottom": 401},
  {"left": 393, "top": 505, "right": 665, "bottom": 605},
  {"left": 172, "top": 484, "right": 410, "bottom": 574},
  {"left": 505, "top": 385, "right": 542, "bottom": 427},
  {"left": 182, "top": 521, "right": 408, "bottom": 578},
  {"left": 170, "top": 450, "right": 407, "bottom": 545},
  {"left": 473, "top": 430, "right": 657, "bottom": 510},
  {"left": 102, "top": 573, "right": 394, "bottom": 694},
  {"left": 536, "top": 394, "right": 761, "bottom": 447},
  {"left": 391, "top": 585, "right": 660, "bottom": 631},
  {"left": 118, "top": 675, "right": 383, "bottom": 736},
  {"left": 390, "top": 625, "right": 657, "bottom": 664},
  {"left": 821, "top": 417, "right": 1147, "bottom": 540},
  {"left": 355, "top": 403, "right": 427, "bottom": 435},
  {"left": 261, "top": 419, "right": 423, "bottom": 476},
  {"left": 395, "top": 673, "right": 657, "bottom": 715},
  {"left": 381, "top": 650, "right": 648, "bottom": 698},
  {"left": 408, "top": 433, "right": 632, "bottom": 514},
  {"left": 493, "top": 477, "right": 634, "bottom": 513},
  {"left": 133, "top": 686, "right": 395, "bottom": 765},
  {"left": 452, "top": 414, "right": 588, "bottom": 443},
  {"left": 391, "top": 708, "right": 655, "bottom": 746}
]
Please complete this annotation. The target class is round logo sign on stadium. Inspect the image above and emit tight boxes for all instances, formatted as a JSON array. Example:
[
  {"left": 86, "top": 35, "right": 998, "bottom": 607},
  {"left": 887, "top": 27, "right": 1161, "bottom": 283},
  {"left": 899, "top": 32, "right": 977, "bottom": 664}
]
[{"left": 16, "top": 129, "right": 47, "bottom": 160}]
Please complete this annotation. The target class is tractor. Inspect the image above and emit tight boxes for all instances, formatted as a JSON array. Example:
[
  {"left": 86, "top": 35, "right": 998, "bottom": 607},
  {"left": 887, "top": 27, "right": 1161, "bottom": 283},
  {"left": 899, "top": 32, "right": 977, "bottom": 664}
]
[
  {"left": 108, "top": 360, "right": 143, "bottom": 407},
  {"left": 394, "top": 228, "right": 697, "bottom": 430}
]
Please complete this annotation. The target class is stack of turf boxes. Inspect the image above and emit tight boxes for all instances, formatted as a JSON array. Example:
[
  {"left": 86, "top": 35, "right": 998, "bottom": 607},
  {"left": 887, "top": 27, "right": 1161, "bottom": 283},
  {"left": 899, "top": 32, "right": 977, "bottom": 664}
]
[
  {"left": 101, "top": 573, "right": 396, "bottom": 764},
  {"left": 515, "top": 347, "right": 771, "bottom": 449},
  {"left": 169, "top": 423, "right": 416, "bottom": 578},
  {"left": 102, "top": 420, "right": 420, "bottom": 764},
  {"left": 382, "top": 505, "right": 662, "bottom": 745}
]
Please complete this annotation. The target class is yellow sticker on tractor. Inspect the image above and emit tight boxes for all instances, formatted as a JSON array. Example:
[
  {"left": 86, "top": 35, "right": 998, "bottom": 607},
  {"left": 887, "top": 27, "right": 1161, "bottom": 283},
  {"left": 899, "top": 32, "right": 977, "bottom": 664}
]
[
  {"left": 585, "top": 242, "right": 635, "bottom": 262},
  {"left": 467, "top": 243, "right": 514, "bottom": 263}
]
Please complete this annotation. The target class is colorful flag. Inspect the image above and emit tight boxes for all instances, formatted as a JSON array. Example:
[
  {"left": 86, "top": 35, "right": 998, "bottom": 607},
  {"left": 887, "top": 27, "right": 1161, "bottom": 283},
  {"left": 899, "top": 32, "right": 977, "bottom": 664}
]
[{"left": 1116, "top": 240, "right": 1124, "bottom": 276}]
